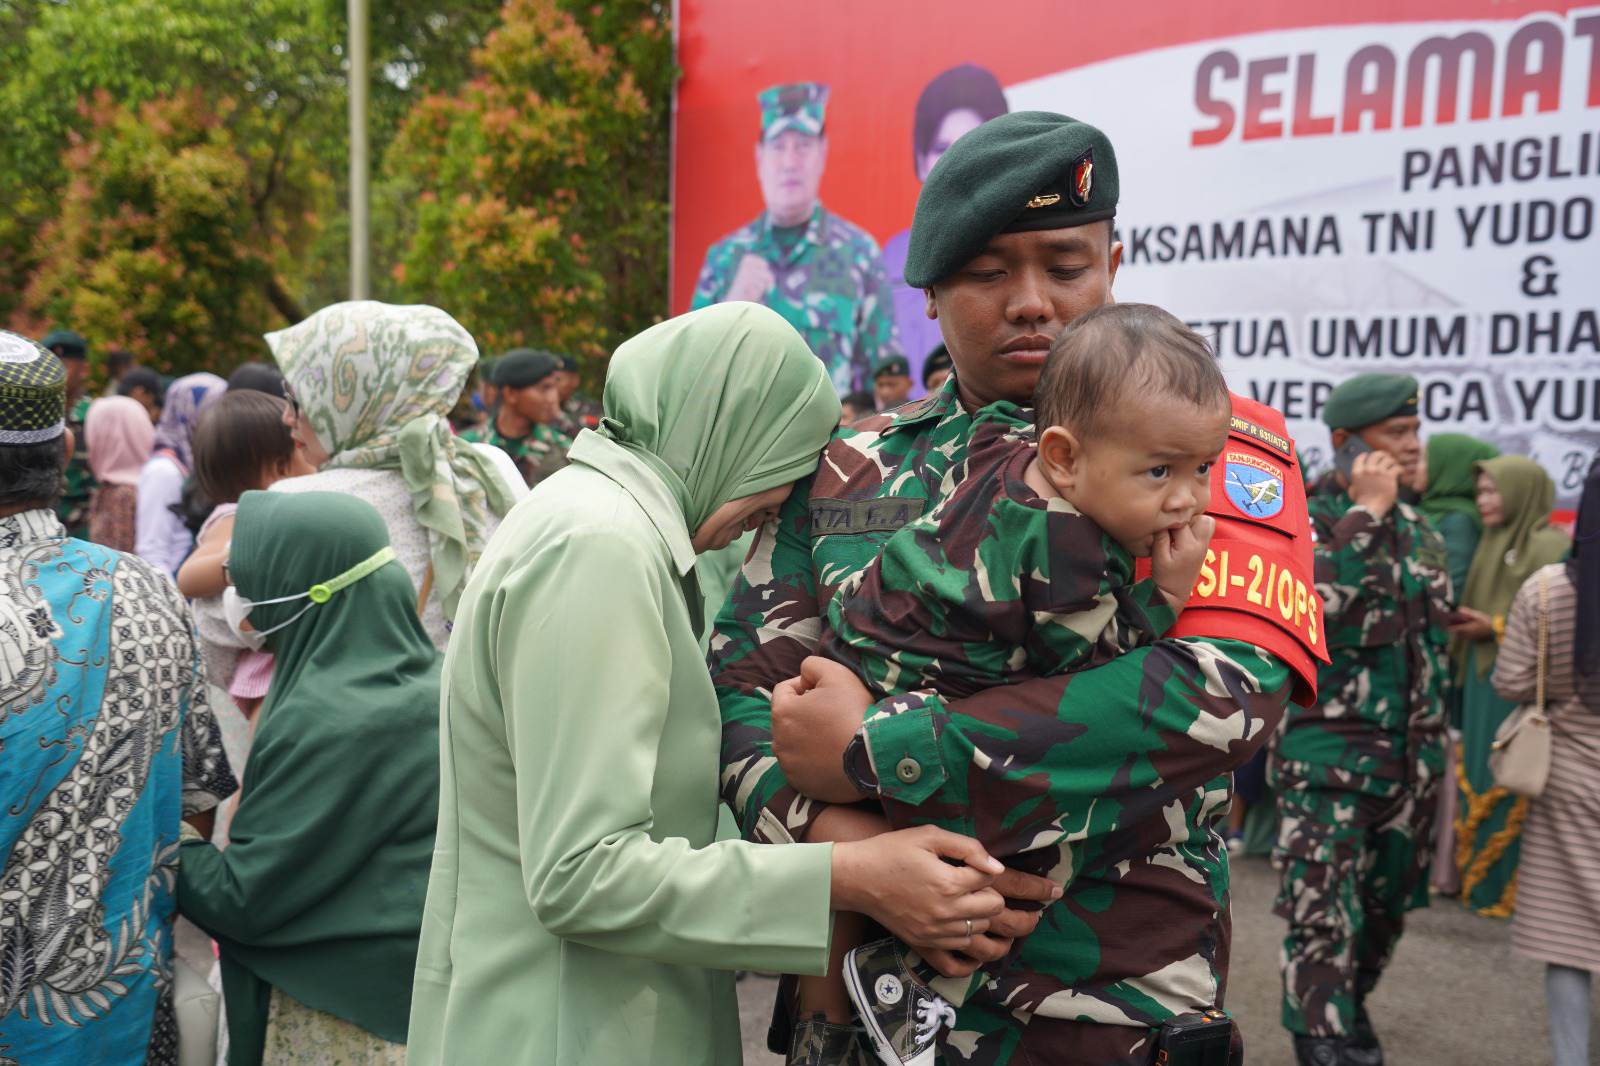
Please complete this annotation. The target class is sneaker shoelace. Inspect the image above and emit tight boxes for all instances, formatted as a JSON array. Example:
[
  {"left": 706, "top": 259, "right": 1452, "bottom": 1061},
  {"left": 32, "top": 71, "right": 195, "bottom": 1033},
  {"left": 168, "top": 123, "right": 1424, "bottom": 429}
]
[{"left": 914, "top": 997, "right": 958, "bottom": 1043}]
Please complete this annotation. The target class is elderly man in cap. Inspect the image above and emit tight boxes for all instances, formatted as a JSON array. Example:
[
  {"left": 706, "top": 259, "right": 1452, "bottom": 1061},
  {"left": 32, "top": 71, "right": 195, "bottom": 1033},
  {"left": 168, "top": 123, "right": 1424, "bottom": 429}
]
[
  {"left": 871, "top": 354, "right": 912, "bottom": 412},
  {"left": 691, "top": 82, "right": 900, "bottom": 396},
  {"left": 462, "top": 348, "right": 573, "bottom": 488},
  {"left": 0, "top": 331, "right": 236, "bottom": 1065},
  {"left": 1270, "top": 372, "right": 1451, "bottom": 1066},
  {"left": 42, "top": 328, "right": 95, "bottom": 537},
  {"left": 713, "top": 112, "right": 1297, "bottom": 1066}
]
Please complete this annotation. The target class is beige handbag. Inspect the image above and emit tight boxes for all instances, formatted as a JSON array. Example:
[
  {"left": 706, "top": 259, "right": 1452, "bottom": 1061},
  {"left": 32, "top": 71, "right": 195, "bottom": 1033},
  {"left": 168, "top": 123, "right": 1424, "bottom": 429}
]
[{"left": 1490, "top": 569, "right": 1552, "bottom": 798}]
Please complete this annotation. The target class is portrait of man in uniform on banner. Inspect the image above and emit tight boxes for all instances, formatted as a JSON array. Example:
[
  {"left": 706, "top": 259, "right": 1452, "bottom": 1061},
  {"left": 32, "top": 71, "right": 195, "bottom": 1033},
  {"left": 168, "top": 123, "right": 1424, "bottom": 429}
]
[{"left": 691, "top": 82, "right": 901, "bottom": 396}]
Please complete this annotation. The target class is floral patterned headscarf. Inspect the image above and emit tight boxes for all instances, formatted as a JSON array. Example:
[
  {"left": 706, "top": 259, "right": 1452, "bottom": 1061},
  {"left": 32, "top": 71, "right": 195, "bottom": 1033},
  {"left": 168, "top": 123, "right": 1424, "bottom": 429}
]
[{"left": 265, "top": 302, "right": 516, "bottom": 618}]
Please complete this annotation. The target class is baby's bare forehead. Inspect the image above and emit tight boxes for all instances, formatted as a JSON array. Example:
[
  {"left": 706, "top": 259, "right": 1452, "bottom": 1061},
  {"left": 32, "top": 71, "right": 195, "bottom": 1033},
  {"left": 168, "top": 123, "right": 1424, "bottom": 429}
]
[{"left": 1107, "top": 394, "right": 1229, "bottom": 453}]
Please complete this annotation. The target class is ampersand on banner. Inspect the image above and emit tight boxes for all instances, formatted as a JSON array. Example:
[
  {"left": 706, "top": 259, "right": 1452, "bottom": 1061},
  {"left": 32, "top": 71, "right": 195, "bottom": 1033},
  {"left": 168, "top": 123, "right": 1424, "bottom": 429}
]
[{"left": 1521, "top": 254, "right": 1559, "bottom": 298}]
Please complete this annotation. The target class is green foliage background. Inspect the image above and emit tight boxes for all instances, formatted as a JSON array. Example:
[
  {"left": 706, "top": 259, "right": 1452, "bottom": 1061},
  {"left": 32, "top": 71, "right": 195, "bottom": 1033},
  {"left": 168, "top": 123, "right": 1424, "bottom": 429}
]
[{"left": 0, "top": 0, "right": 673, "bottom": 385}]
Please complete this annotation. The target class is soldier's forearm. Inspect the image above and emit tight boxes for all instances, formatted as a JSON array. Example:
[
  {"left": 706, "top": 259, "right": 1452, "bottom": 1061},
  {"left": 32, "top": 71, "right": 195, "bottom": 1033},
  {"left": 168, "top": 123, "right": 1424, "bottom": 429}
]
[{"left": 858, "top": 638, "right": 1292, "bottom": 855}]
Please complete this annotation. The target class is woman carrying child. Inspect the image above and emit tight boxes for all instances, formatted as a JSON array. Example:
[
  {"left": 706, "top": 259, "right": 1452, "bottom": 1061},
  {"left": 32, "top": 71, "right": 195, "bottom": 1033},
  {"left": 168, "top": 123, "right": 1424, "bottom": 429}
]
[
  {"left": 177, "top": 490, "right": 440, "bottom": 1066},
  {"left": 264, "top": 302, "right": 526, "bottom": 648}
]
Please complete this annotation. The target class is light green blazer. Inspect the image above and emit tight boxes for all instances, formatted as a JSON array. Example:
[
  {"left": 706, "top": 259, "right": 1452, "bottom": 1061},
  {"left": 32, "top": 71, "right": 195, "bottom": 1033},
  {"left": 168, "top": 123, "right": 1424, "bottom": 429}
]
[{"left": 407, "top": 433, "right": 834, "bottom": 1065}]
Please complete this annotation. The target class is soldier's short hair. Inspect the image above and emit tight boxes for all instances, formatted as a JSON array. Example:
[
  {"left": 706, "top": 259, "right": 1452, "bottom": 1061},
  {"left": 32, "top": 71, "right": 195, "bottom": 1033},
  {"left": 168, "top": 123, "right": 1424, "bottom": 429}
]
[{"left": 1035, "top": 303, "right": 1228, "bottom": 437}]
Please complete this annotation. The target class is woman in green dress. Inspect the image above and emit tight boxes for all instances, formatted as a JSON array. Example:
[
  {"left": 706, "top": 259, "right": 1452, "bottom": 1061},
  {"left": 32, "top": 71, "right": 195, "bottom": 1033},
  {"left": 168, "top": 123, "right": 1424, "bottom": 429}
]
[
  {"left": 405, "top": 303, "right": 1054, "bottom": 1066},
  {"left": 1415, "top": 432, "right": 1499, "bottom": 894},
  {"left": 1448, "top": 456, "right": 1570, "bottom": 916},
  {"left": 177, "top": 490, "right": 441, "bottom": 1065}
]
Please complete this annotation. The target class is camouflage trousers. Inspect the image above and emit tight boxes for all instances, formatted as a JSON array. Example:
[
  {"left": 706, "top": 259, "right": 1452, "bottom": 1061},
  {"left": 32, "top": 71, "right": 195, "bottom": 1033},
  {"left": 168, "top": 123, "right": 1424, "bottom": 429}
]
[
  {"left": 941, "top": 1004, "right": 1242, "bottom": 1066},
  {"left": 1271, "top": 776, "right": 1437, "bottom": 1037}
]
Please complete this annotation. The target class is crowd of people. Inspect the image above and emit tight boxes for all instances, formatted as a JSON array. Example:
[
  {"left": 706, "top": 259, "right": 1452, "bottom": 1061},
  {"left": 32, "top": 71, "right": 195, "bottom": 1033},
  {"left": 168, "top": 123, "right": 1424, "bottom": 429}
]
[{"left": 1, "top": 106, "right": 1596, "bottom": 1066}]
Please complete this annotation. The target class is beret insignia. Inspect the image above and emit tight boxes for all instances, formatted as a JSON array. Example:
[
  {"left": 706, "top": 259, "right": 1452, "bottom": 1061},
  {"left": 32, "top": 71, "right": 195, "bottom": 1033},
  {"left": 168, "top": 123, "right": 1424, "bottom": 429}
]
[{"left": 1069, "top": 148, "right": 1094, "bottom": 208}]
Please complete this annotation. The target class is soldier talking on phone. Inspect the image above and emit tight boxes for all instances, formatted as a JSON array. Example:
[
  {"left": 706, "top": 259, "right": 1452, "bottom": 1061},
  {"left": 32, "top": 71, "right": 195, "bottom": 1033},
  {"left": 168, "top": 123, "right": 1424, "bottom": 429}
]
[{"left": 1270, "top": 372, "right": 1454, "bottom": 1066}]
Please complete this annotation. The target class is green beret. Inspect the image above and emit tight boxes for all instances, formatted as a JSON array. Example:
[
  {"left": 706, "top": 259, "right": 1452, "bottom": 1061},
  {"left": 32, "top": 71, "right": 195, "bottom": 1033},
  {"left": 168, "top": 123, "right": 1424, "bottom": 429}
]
[
  {"left": 478, "top": 356, "right": 500, "bottom": 383},
  {"left": 0, "top": 331, "right": 68, "bottom": 445},
  {"left": 495, "top": 348, "right": 561, "bottom": 388},
  {"left": 922, "top": 344, "right": 953, "bottom": 386},
  {"left": 40, "top": 328, "right": 87, "bottom": 359},
  {"left": 557, "top": 354, "right": 579, "bottom": 373},
  {"left": 1321, "top": 373, "right": 1420, "bottom": 430},
  {"left": 874, "top": 355, "right": 910, "bottom": 380},
  {"left": 904, "top": 112, "right": 1119, "bottom": 288},
  {"left": 760, "top": 82, "right": 827, "bottom": 141}
]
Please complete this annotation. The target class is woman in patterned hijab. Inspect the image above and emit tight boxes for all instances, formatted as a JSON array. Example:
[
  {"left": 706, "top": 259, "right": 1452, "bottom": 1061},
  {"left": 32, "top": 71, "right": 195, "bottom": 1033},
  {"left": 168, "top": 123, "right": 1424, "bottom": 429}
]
[{"left": 266, "top": 302, "right": 519, "bottom": 627}]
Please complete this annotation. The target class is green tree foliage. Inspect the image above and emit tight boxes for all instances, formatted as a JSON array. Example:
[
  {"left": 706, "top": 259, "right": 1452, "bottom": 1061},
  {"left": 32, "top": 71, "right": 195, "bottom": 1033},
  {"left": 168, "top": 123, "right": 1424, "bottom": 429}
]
[
  {"left": 388, "top": 0, "right": 673, "bottom": 365},
  {"left": 21, "top": 91, "right": 321, "bottom": 373},
  {"left": 0, "top": 0, "right": 341, "bottom": 332},
  {"left": 1, "top": 0, "right": 496, "bottom": 363}
]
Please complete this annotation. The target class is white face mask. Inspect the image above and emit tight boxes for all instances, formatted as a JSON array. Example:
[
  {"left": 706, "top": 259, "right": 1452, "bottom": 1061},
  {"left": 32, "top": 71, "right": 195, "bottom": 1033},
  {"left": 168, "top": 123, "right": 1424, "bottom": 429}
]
[{"left": 222, "top": 546, "right": 397, "bottom": 651}]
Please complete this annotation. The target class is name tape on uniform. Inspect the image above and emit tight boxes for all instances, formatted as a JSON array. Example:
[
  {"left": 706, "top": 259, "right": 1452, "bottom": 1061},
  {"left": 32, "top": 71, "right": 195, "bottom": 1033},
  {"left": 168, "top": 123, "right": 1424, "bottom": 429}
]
[
  {"left": 1228, "top": 415, "right": 1293, "bottom": 460},
  {"left": 810, "top": 496, "right": 926, "bottom": 537}
]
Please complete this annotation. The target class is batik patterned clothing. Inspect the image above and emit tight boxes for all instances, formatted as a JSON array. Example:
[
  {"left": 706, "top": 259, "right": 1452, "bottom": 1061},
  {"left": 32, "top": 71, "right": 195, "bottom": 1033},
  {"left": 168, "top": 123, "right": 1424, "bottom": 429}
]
[
  {"left": 0, "top": 510, "right": 236, "bottom": 1066},
  {"left": 1270, "top": 473, "right": 1451, "bottom": 1038},
  {"left": 87, "top": 483, "right": 138, "bottom": 554},
  {"left": 691, "top": 204, "right": 900, "bottom": 396},
  {"left": 711, "top": 379, "right": 1293, "bottom": 1062}
]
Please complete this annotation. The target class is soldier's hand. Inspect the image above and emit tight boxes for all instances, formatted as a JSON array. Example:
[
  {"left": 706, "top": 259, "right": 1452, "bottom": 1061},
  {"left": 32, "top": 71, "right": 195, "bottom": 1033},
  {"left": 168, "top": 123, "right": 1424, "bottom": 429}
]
[
  {"left": 1348, "top": 450, "right": 1402, "bottom": 518},
  {"left": 771, "top": 657, "right": 874, "bottom": 804},
  {"left": 724, "top": 253, "right": 777, "bottom": 302},
  {"left": 1151, "top": 514, "right": 1216, "bottom": 610},
  {"left": 919, "top": 934, "right": 1017, "bottom": 978},
  {"left": 831, "top": 826, "right": 1005, "bottom": 950}
]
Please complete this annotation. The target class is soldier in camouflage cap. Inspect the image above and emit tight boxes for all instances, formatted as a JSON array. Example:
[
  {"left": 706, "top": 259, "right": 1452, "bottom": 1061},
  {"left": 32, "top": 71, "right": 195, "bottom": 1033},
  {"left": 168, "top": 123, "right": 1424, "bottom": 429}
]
[
  {"left": 691, "top": 82, "right": 901, "bottom": 396},
  {"left": 1270, "top": 372, "right": 1449, "bottom": 1066},
  {"left": 712, "top": 112, "right": 1301, "bottom": 1066},
  {"left": 553, "top": 354, "right": 602, "bottom": 436},
  {"left": 871, "top": 354, "right": 911, "bottom": 412},
  {"left": 460, "top": 349, "right": 573, "bottom": 488}
]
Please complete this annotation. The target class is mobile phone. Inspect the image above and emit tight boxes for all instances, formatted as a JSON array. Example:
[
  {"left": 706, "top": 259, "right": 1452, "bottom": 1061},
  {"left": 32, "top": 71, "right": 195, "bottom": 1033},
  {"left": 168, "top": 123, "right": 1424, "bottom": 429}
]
[
  {"left": 1154, "top": 1010, "right": 1234, "bottom": 1066},
  {"left": 1333, "top": 435, "right": 1373, "bottom": 480}
]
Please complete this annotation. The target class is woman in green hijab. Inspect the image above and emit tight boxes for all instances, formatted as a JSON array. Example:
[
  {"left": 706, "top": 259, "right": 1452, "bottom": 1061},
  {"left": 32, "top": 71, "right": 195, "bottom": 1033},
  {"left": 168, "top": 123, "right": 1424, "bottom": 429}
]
[
  {"left": 1416, "top": 433, "right": 1500, "bottom": 894},
  {"left": 406, "top": 303, "right": 1047, "bottom": 1066},
  {"left": 177, "top": 490, "right": 441, "bottom": 1065},
  {"left": 1447, "top": 456, "right": 1571, "bottom": 917},
  {"left": 1416, "top": 432, "right": 1501, "bottom": 594}
]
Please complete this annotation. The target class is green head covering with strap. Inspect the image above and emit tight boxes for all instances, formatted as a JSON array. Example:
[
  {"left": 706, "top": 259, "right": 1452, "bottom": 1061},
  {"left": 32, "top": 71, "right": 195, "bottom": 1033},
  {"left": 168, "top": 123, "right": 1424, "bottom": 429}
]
[
  {"left": 598, "top": 302, "right": 841, "bottom": 532},
  {"left": 1457, "top": 456, "right": 1571, "bottom": 676},
  {"left": 1418, "top": 433, "right": 1500, "bottom": 532},
  {"left": 177, "top": 490, "right": 440, "bottom": 1066},
  {"left": 265, "top": 301, "right": 517, "bottom": 620}
]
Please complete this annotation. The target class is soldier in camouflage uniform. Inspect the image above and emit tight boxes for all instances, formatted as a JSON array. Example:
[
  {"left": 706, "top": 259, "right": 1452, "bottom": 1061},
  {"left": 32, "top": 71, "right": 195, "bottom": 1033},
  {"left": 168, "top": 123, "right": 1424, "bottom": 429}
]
[
  {"left": 1270, "top": 372, "right": 1451, "bottom": 1066},
  {"left": 712, "top": 114, "right": 1299, "bottom": 1066},
  {"left": 690, "top": 82, "right": 900, "bottom": 396},
  {"left": 460, "top": 349, "right": 573, "bottom": 488},
  {"left": 42, "top": 329, "right": 94, "bottom": 538},
  {"left": 554, "top": 354, "right": 602, "bottom": 436}
]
